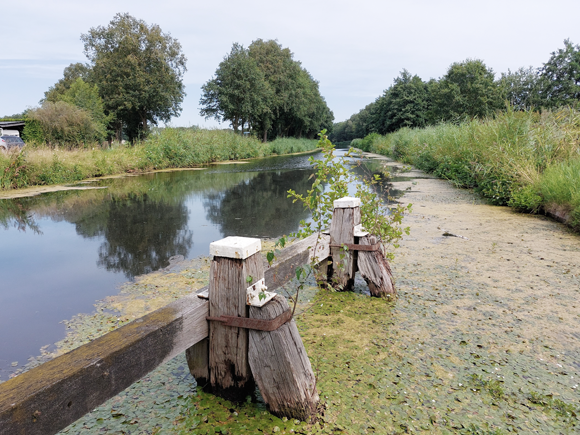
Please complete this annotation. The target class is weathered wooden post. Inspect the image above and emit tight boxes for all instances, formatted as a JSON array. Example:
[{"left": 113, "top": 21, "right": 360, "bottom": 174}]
[
  {"left": 191, "top": 236, "right": 320, "bottom": 419},
  {"left": 206, "top": 236, "right": 262, "bottom": 401},
  {"left": 357, "top": 234, "right": 396, "bottom": 297},
  {"left": 328, "top": 196, "right": 396, "bottom": 297},
  {"left": 248, "top": 295, "right": 319, "bottom": 421},
  {"left": 329, "top": 197, "right": 361, "bottom": 291}
]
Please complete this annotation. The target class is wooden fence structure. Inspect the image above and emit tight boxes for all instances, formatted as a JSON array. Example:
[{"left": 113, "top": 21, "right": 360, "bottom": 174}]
[{"left": 0, "top": 197, "right": 394, "bottom": 435}]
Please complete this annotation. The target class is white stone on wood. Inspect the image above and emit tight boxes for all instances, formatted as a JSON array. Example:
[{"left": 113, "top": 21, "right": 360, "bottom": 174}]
[
  {"left": 209, "top": 236, "right": 261, "bottom": 259},
  {"left": 333, "top": 197, "right": 361, "bottom": 209},
  {"left": 354, "top": 224, "right": 369, "bottom": 237},
  {"left": 246, "top": 278, "right": 276, "bottom": 307}
]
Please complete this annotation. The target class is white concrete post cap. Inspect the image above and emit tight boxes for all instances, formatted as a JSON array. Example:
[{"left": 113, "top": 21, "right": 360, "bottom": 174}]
[
  {"left": 333, "top": 197, "right": 361, "bottom": 208},
  {"left": 209, "top": 236, "right": 261, "bottom": 260}
]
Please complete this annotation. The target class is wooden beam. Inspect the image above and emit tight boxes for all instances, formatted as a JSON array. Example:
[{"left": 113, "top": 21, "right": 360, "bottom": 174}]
[
  {"left": 329, "top": 202, "right": 360, "bottom": 291},
  {"left": 357, "top": 234, "right": 396, "bottom": 297},
  {"left": 0, "top": 233, "right": 331, "bottom": 435},
  {"left": 264, "top": 233, "right": 330, "bottom": 290},
  {"left": 0, "top": 295, "right": 208, "bottom": 435},
  {"left": 248, "top": 295, "right": 319, "bottom": 421},
  {"left": 208, "top": 252, "right": 261, "bottom": 401}
]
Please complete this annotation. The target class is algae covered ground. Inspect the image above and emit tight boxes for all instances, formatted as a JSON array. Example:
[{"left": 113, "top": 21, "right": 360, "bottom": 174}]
[{"left": 43, "top": 164, "right": 580, "bottom": 434}]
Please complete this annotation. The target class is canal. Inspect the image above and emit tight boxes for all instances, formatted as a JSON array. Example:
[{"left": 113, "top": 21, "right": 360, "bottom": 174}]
[{"left": 0, "top": 148, "right": 392, "bottom": 378}]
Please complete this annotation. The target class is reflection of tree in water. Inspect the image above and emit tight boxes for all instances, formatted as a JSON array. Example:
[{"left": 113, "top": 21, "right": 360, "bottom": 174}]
[
  {"left": 349, "top": 161, "right": 403, "bottom": 203},
  {"left": 0, "top": 198, "right": 42, "bottom": 234},
  {"left": 203, "top": 170, "right": 312, "bottom": 237},
  {"left": 76, "top": 194, "right": 193, "bottom": 279}
]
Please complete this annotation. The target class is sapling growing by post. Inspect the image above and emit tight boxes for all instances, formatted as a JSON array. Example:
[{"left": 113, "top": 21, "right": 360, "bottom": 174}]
[{"left": 268, "top": 130, "right": 411, "bottom": 306}]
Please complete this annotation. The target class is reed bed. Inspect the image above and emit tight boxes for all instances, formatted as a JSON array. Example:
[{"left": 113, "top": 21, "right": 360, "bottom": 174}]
[
  {"left": 0, "top": 129, "right": 317, "bottom": 190},
  {"left": 365, "top": 107, "right": 580, "bottom": 228}
]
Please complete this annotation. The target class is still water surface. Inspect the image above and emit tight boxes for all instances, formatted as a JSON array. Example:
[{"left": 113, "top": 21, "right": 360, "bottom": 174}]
[{"left": 0, "top": 149, "right": 391, "bottom": 376}]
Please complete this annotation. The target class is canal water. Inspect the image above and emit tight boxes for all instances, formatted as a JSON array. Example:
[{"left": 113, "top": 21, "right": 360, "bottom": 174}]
[{"left": 0, "top": 149, "right": 393, "bottom": 377}]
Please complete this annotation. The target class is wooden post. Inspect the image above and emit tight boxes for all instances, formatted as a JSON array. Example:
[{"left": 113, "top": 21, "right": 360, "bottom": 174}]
[
  {"left": 357, "top": 234, "right": 396, "bottom": 297},
  {"left": 207, "top": 237, "right": 263, "bottom": 402},
  {"left": 329, "top": 197, "right": 361, "bottom": 291},
  {"left": 248, "top": 295, "right": 319, "bottom": 421},
  {"left": 185, "top": 338, "right": 210, "bottom": 391}
]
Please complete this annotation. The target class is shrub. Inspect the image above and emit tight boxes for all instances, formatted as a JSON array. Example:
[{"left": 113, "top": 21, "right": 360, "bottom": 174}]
[{"left": 27, "top": 101, "right": 104, "bottom": 147}]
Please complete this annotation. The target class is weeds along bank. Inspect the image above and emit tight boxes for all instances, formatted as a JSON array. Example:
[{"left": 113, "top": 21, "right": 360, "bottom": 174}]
[
  {"left": 364, "top": 108, "right": 580, "bottom": 229},
  {"left": 0, "top": 129, "right": 317, "bottom": 190}
]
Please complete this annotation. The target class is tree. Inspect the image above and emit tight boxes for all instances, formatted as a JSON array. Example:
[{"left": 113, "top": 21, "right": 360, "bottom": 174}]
[
  {"left": 58, "top": 78, "right": 111, "bottom": 137},
  {"left": 247, "top": 40, "right": 333, "bottom": 140},
  {"left": 43, "top": 63, "right": 92, "bottom": 103},
  {"left": 81, "top": 13, "right": 187, "bottom": 141},
  {"left": 430, "top": 59, "right": 503, "bottom": 122},
  {"left": 373, "top": 70, "right": 431, "bottom": 133},
  {"left": 539, "top": 39, "right": 580, "bottom": 108},
  {"left": 200, "top": 43, "right": 271, "bottom": 134},
  {"left": 499, "top": 67, "right": 543, "bottom": 111},
  {"left": 201, "top": 39, "right": 333, "bottom": 141}
]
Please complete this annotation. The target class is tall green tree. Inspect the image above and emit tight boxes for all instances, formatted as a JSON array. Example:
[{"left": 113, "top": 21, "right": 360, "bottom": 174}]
[
  {"left": 200, "top": 40, "right": 333, "bottom": 140},
  {"left": 200, "top": 43, "right": 271, "bottom": 134},
  {"left": 43, "top": 63, "right": 92, "bottom": 103},
  {"left": 539, "top": 39, "right": 580, "bottom": 108},
  {"left": 248, "top": 39, "right": 298, "bottom": 141},
  {"left": 57, "top": 78, "right": 111, "bottom": 139},
  {"left": 430, "top": 59, "right": 503, "bottom": 122},
  {"left": 499, "top": 67, "right": 543, "bottom": 111},
  {"left": 81, "top": 13, "right": 187, "bottom": 141},
  {"left": 373, "top": 70, "right": 431, "bottom": 133}
]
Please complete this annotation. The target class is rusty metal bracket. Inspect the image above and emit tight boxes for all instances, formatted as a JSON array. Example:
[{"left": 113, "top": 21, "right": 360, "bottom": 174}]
[
  {"left": 329, "top": 243, "right": 381, "bottom": 252},
  {"left": 207, "top": 309, "right": 292, "bottom": 332}
]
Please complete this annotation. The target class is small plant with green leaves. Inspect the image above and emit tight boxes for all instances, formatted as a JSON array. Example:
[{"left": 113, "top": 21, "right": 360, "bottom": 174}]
[
  {"left": 288, "top": 130, "right": 411, "bottom": 261},
  {"left": 267, "top": 130, "right": 411, "bottom": 312}
]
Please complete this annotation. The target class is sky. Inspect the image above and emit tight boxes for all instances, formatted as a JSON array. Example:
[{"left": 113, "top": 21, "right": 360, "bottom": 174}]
[{"left": 1, "top": 0, "right": 580, "bottom": 127}]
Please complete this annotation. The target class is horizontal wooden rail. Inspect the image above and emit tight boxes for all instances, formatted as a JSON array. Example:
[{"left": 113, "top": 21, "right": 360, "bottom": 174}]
[
  {"left": 0, "top": 233, "right": 329, "bottom": 435},
  {"left": 0, "top": 294, "right": 208, "bottom": 435}
]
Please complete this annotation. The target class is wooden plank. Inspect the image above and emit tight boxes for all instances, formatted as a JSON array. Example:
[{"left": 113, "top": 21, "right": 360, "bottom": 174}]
[
  {"left": 329, "top": 207, "right": 360, "bottom": 290},
  {"left": 208, "top": 253, "right": 262, "bottom": 401},
  {"left": 264, "top": 233, "right": 330, "bottom": 290},
  {"left": 186, "top": 338, "right": 209, "bottom": 391},
  {"left": 357, "top": 235, "right": 396, "bottom": 297},
  {"left": 248, "top": 295, "right": 319, "bottom": 421},
  {"left": 0, "top": 295, "right": 208, "bottom": 435}
]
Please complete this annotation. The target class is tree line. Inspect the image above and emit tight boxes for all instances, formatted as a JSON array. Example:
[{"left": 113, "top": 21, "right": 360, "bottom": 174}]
[
  {"left": 8, "top": 14, "right": 332, "bottom": 146},
  {"left": 200, "top": 40, "right": 334, "bottom": 141},
  {"left": 330, "top": 39, "right": 580, "bottom": 143}
]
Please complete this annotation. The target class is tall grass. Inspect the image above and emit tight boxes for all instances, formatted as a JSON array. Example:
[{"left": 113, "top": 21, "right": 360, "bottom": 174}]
[
  {"left": 365, "top": 107, "right": 580, "bottom": 228},
  {"left": 0, "top": 129, "right": 318, "bottom": 190},
  {"left": 265, "top": 137, "right": 317, "bottom": 155}
]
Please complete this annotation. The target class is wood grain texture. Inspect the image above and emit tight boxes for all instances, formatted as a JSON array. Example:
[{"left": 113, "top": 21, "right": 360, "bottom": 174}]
[
  {"left": 264, "top": 233, "right": 330, "bottom": 290},
  {"left": 208, "top": 252, "right": 263, "bottom": 401},
  {"left": 329, "top": 207, "right": 360, "bottom": 291},
  {"left": 0, "top": 295, "right": 208, "bottom": 435},
  {"left": 357, "top": 235, "right": 396, "bottom": 297},
  {"left": 186, "top": 338, "right": 209, "bottom": 391},
  {"left": 248, "top": 295, "right": 319, "bottom": 421}
]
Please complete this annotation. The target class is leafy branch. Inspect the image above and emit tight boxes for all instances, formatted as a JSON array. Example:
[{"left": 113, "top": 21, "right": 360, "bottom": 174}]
[{"left": 267, "top": 130, "right": 411, "bottom": 313}]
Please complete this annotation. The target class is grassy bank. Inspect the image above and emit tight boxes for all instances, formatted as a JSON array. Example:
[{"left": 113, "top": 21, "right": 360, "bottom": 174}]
[
  {"left": 362, "top": 108, "right": 580, "bottom": 229},
  {"left": 0, "top": 129, "right": 317, "bottom": 191}
]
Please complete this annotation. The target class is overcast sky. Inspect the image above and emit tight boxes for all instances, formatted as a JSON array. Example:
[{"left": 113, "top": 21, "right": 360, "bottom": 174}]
[{"left": 2, "top": 0, "right": 579, "bottom": 127}]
